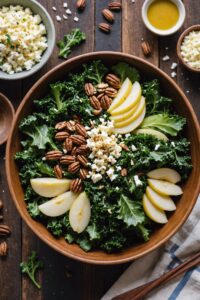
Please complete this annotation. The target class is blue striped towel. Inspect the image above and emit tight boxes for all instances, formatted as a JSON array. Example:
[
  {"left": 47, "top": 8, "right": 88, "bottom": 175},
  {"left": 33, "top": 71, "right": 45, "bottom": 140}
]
[{"left": 102, "top": 196, "right": 200, "bottom": 300}]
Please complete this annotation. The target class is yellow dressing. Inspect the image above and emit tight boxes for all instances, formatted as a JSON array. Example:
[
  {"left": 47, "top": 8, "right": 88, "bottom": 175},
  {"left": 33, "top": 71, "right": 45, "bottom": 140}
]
[{"left": 147, "top": 0, "right": 179, "bottom": 30}]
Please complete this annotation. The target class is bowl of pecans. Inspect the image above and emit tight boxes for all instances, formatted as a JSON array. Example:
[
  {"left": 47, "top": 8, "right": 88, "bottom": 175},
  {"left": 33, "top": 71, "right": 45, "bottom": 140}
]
[{"left": 6, "top": 52, "right": 200, "bottom": 264}]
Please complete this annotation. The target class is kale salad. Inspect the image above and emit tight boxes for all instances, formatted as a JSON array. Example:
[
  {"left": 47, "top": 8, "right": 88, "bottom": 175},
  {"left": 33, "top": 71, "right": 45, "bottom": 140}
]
[{"left": 15, "top": 61, "right": 192, "bottom": 253}]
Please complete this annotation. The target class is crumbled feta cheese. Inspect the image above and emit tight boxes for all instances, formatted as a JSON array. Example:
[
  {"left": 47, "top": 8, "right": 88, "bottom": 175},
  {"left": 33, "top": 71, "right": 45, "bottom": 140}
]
[
  {"left": 66, "top": 8, "right": 72, "bottom": 15},
  {"left": 74, "top": 16, "right": 79, "bottom": 22},
  {"left": 181, "top": 30, "right": 200, "bottom": 70},
  {"left": 154, "top": 144, "right": 160, "bottom": 151},
  {"left": 134, "top": 175, "right": 143, "bottom": 186},
  {"left": 171, "top": 62, "right": 178, "bottom": 70},
  {"left": 63, "top": 3, "right": 68, "bottom": 8},
  {"left": 131, "top": 145, "right": 137, "bottom": 151},
  {"left": 91, "top": 173, "right": 102, "bottom": 183},
  {"left": 42, "top": 157, "right": 46, "bottom": 161},
  {"left": 186, "top": 90, "right": 190, "bottom": 94},
  {"left": 63, "top": 14, "right": 68, "bottom": 20},
  {"left": 52, "top": 6, "right": 57, "bottom": 11},
  {"left": 171, "top": 71, "right": 177, "bottom": 78},
  {"left": 171, "top": 142, "right": 175, "bottom": 147},
  {"left": 131, "top": 160, "right": 134, "bottom": 166},
  {"left": 125, "top": 133, "right": 131, "bottom": 138},
  {"left": 162, "top": 55, "right": 170, "bottom": 61},
  {"left": 56, "top": 15, "right": 62, "bottom": 22},
  {"left": 0, "top": 5, "right": 48, "bottom": 74}
]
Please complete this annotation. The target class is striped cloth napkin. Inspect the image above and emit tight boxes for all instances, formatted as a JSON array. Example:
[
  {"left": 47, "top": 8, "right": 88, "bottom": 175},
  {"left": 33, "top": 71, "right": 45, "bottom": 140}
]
[{"left": 102, "top": 196, "right": 200, "bottom": 300}]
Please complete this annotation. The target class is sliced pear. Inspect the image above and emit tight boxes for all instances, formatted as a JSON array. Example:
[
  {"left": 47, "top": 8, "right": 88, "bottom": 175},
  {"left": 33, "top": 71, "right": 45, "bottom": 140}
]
[
  {"left": 143, "top": 194, "right": 168, "bottom": 224},
  {"left": 108, "top": 78, "right": 132, "bottom": 112},
  {"left": 30, "top": 178, "right": 71, "bottom": 198},
  {"left": 114, "top": 97, "right": 145, "bottom": 128},
  {"left": 146, "top": 186, "right": 176, "bottom": 211},
  {"left": 110, "top": 101, "right": 139, "bottom": 123},
  {"left": 38, "top": 191, "right": 78, "bottom": 217},
  {"left": 69, "top": 192, "right": 91, "bottom": 233},
  {"left": 114, "top": 107, "right": 146, "bottom": 134},
  {"left": 147, "top": 168, "right": 181, "bottom": 184},
  {"left": 134, "top": 128, "right": 168, "bottom": 141},
  {"left": 148, "top": 179, "right": 183, "bottom": 196},
  {"left": 110, "top": 81, "right": 142, "bottom": 115}
]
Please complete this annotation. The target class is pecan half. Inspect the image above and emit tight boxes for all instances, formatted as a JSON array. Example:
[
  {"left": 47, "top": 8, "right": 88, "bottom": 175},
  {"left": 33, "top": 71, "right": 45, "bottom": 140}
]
[
  {"left": 108, "top": 2, "right": 122, "bottom": 11},
  {"left": 60, "top": 155, "right": 76, "bottom": 165},
  {"left": 100, "top": 95, "right": 112, "bottom": 110},
  {"left": 75, "top": 123, "right": 87, "bottom": 138},
  {"left": 79, "top": 168, "right": 89, "bottom": 180},
  {"left": 102, "top": 8, "right": 114, "bottom": 23},
  {"left": 55, "top": 121, "right": 67, "bottom": 130},
  {"left": 105, "top": 87, "right": 117, "bottom": 97},
  {"left": 98, "top": 23, "right": 111, "bottom": 33},
  {"left": 85, "top": 83, "right": 96, "bottom": 96},
  {"left": 68, "top": 161, "right": 80, "bottom": 173},
  {"left": 89, "top": 95, "right": 102, "bottom": 110},
  {"left": 55, "top": 131, "right": 69, "bottom": 141},
  {"left": 97, "top": 93, "right": 104, "bottom": 101},
  {"left": 71, "top": 146, "right": 78, "bottom": 156},
  {"left": 54, "top": 165, "right": 63, "bottom": 179},
  {"left": 76, "top": 145, "right": 89, "bottom": 155},
  {"left": 141, "top": 41, "right": 151, "bottom": 57},
  {"left": 70, "top": 178, "right": 83, "bottom": 193},
  {"left": 77, "top": 155, "right": 88, "bottom": 168},
  {"left": 45, "top": 150, "right": 62, "bottom": 160},
  {"left": 71, "top": 135, "right": 86, "bottom": 145},
  {"left": 120, "top": 143, "right": 129, "bottom": 151},
  {"left": 0, "top": 241, "right": 8, "bottom": 256},
  {"left": 105, "top": 73, "right": 121, "bottom": 89},
  {"left": 0, "top": 225, "right": 11, "bottom": 237},
  {"left": 64, "top": 138, "right": 73, "bottom": 152},
  {"left": 66, "top": 121, "right": 76, "bottom": 132},
  {"left": 121, "top": 168, "right": 128, "bottom": 176},
  {"left": 97, "top": 82, "right": 109, "bottom": 93},
  {"left": 76, "top": 0, "right": 86, "bottom": 11}
]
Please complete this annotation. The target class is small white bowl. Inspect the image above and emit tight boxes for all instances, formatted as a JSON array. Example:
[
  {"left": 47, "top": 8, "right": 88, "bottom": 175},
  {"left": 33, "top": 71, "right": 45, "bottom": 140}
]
[{"left": 142, "top": 0, "right": 186, "bottom": 36}]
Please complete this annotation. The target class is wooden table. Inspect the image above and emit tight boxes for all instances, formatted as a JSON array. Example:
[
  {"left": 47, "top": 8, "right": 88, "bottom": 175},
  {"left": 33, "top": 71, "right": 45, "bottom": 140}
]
[{"left": 0, "top": 1, "right": 199, "bottom": 299}]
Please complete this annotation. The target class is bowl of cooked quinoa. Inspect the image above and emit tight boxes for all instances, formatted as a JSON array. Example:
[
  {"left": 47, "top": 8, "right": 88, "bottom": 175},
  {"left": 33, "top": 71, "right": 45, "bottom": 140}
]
[{"left": 0, "top": 0, "right": 56, "bottom": 80}]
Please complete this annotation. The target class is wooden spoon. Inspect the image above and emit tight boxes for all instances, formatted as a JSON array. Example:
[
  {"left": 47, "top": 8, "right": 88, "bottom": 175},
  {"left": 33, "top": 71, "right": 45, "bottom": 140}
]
[{"left": 0, "top": 93, "right": 15, "bottom": 145}]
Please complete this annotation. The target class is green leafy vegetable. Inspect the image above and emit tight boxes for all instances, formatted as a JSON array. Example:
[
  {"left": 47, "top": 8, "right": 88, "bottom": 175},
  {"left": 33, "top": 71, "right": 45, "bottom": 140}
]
[
  {"left": 112, "top": 62, "right": 140, "bottom": 82},
  {"left": 83, "top": 60, "right": 108, "bottom": 84},
  {"left": 20, "top": 251, "right": 43, "bottom": 289},
  {"left": 141, "top": 114, "right": 186, "bottom": 136},
  {"left": 57, "top": 28, "right": 86, "bottom": 59}
]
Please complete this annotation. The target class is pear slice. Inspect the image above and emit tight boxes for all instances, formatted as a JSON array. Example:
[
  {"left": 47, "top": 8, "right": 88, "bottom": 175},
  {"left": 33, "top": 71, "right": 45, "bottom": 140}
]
[
  {"left": 148, "top": 179, "right": 183, "bottom": 196},
  {"left": 114, "top": 97, "right": 145, "bottom": 128},
  {"left": 69, "top": 192, "right": 91, "bottom": 233},
  {"left": 110, "top": 101, "right": 139, "bottom": 123},
  {"left": 114, "top": 107, "right": 146, "bottom": 134},
  {"left": 147, "top": 168, "right": 181, "bottom": 184},
  {"left": 30, "top": 178, "right": 71, "bottom": 198},
  {"left": 108, "top": 78, "right": 132, "bottom": 112},
  {"left": 110, "top": 81, "right": 142, "bottom": 115},
  {"left": 143, "top": 194, "right": 168, "bottom": 224},
  {"left": 134, "top": 128, "right": 168, "bottom": 141},
  {"left": 146, "top": 186, "right": 176, "bottom": 211},
  {"left": 38, "top": 191, "right": 78, "bottom": 217}
]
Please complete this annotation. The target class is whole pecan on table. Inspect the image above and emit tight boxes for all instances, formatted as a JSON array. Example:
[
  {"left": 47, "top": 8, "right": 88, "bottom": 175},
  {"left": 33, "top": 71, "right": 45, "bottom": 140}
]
[
  {"left": 0, "top": 224, "right": 11, "bottom": 237},
  {"left": 0, "top": 241, "right": 8, "bottom": 256},
  {"left": 98, "top": 23, "right": 111, "bottom": 33},
  {"left": 76, "top": 0, "right": 86, "bottom": 11},
  {"left": 108, "top": 1, "right": 122, "bottom": 11},
  {"left": 141, "top": 41, "right": 151, "bottom": 57},
  {"left": 102, "top": 8, "right": 115, "bottom": 23}
]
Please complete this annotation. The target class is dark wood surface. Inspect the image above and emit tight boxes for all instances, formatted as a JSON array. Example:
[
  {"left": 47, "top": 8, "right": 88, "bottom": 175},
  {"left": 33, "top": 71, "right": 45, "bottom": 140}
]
[{"left": 0, "top": 1, "right": 199, "bottom": 299}]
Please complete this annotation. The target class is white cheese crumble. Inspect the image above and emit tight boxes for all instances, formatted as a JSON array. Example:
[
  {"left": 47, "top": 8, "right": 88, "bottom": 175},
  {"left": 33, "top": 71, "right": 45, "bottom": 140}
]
[
  {"left": 56, "top": 15, "right": 62, "bottom": 22},
  {"left": 0, "top": 5, "right": 48, "bottom": 74},
  {"left": 63, "top": 14, "right": 68, "bottom": 20},
  {"left": 171, "top": 71, "right": 177, "bottom": 78},
  {"left": 154, "top": 144, "right": 160, "bottom": 151},
  {"left": 63, "top": 3, "right": 68, "bottom": 8},
  {"left": 74, "top": 16, "right": 79, "bottom": 22},
  {"left": 52, "top": 6, "right": 57, "bottom": 11},
  {"left": 87, "top": 120, "right": 122, "bottom": 183},
  {"left": 171, "top": 62, "right": 178, "bottom": 70},
  {"left": 162, "top": 55, "right": 170, "bottom": 61},
  {"left": 66, "top": 9, "right": 72, "bottom": 15},
  {"left": 134, "top": 175, "right": 143, "bottom": 186},
  {"left": 181, "top": 30, "right": 200, "bottom": 70},
  {"left": 131, "top": 145, "right": 137, "bottom": 151}
]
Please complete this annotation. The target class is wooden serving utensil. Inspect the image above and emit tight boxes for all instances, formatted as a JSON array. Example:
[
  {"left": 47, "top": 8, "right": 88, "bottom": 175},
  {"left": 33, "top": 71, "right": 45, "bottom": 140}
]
[
  {"left": 112, "top": 251, "right": 200, "bottom": 300},
  {"left": 0, "top": 93, "right": 15, "bottom": 145}
]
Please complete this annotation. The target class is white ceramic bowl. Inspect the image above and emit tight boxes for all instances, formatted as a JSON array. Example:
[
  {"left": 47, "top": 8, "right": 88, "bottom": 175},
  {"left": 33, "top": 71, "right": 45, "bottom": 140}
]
[
  {"left": 0, "top": 0, "right": 56, "bottom": 80},
  {"left": 142, "top": 0, "right": 186, "bottom": 36}
]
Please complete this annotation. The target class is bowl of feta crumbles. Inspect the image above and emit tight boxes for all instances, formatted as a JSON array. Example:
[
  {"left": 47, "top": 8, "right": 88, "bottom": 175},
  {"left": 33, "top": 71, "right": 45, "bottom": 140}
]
[{"left": 0, "top": 0, "right": 56, "bottom": 80}]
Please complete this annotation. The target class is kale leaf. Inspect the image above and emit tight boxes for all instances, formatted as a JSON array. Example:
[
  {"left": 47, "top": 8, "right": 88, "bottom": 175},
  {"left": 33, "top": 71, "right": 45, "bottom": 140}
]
[
  {"left": 112, "top": 62, "right": 140, "bottom": 82},
  {"left": 83, "top": 60, "right": 108, "bottom": 84}
]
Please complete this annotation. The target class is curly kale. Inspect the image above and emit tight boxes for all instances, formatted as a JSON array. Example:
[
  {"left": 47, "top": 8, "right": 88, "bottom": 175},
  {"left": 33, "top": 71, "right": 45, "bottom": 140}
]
[
  {"left": 57, "top": 28, "right": 86, "bottom": 59},
  {"left": 112, "top": 62, "right": 140, "bottom": 83},
  {"left": 83, "top": 60, "right": 108, "bottom": 84}
]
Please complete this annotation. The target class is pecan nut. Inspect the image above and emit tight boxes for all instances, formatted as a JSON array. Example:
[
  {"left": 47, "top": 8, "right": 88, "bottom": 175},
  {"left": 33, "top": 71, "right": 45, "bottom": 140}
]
[
  {"left": 55, "top": 131, "right": 69, "bottom": 141},
  {"left": 71, "top": 135, "right": 86, "bottom": 145},
  {"left": 71, "top": 146, "right": 78, "bottom": 156},
  {"left": 141, "top": 41, "right": 151, "bottom": 57},
  {"left": 105, "top": 73, "right": 121, "bottom": 89},
  {"left": 97, "top": 82, "right": 109, "bottom": 92},
  {"left": 97, "top": 93, "right": 104, "bottom": 101},
  {"left": 70, "top": 178, "right": 83, "bottom": 193},
  {"left": 98, "top": 23, "right": 111, "bottom": 33},
  {"left": 68, "top": 161, "right": 80, "bottom": 173},
  {"left": 55, "top": 121, "right": 67, "bottom": 130},
  {"left": 79, "top": 168, "right": 89, "bottom": 180},
  {"left": 76, "top": 145, "right": 89, "bottom": 155},
  {"left": 66, "top": 121, "right": 76, "bottom": 132},
  {"left": 54, "top": 165, "right": 63, "bottom": 179},
  {"left": 64, "top": 138, "right": 73, "bottom": 152},
  {"left": 105, "top": 87, "right": 117, "bottom": 98},
  {"left": 121, "top": 168, "right": 128, "bottom": 176},
  {"left": 100, "top": 95, "right": 112, "bottom": 110},
  {"left": 89, "top": 95, "right": 102, "bottom": 110},
  {"left": 0, "top": 241, "right": 8, "bottom": 256},
  {"left": 102, "top": 8, "right": 114, "bottom": 23},
  {"left": 75, "top": 123, "right": 87, "bottom": 138},
  {"left": 108, "top": 2, "right": 122, "bottom": 11},
  {"left": 85, "top": 83, "right": 96, "bottom": 96},
  {"left": 60, "top": 155, "right": 76, "bottom": 165},
  {"left": 0, "top": 225, "right": 11, "bottom": 237},
  {"left": 77, "top": 155, "right": 88, "bottom": 168},
  {"left": 76, "top": 0, "right": 86, "bottom": 11},
  {"left": 45, "top": 150, "right": 62, "bottom": 160}
]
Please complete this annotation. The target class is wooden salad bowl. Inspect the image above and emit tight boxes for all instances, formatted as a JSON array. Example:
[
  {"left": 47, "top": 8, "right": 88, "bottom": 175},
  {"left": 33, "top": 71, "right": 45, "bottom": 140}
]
[{"left": 6, "top": 52, "right": 200, "bottom": 265}]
